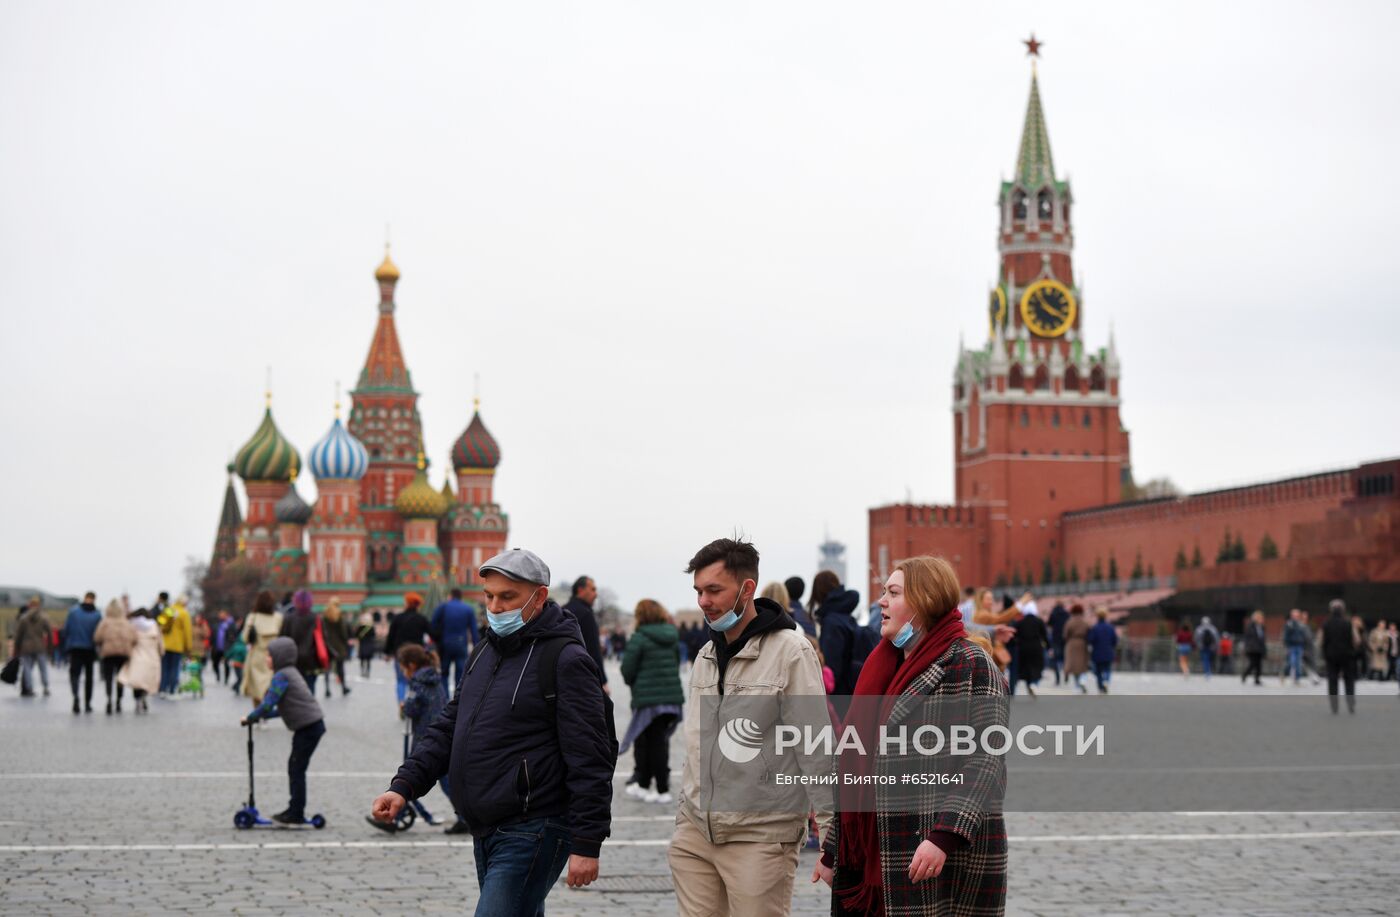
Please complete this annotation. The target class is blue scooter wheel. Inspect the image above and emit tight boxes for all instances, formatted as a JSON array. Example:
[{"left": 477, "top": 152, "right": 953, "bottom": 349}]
[
  {"left": 311, "top": 815, "right": 326, "bottom": 830},
  {"left": 234, "top": 811, "right": 254, "bottom": 830}
]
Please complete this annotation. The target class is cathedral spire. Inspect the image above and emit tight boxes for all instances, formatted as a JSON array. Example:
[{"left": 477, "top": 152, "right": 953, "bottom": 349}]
[
  {"left": 358, "top": 247, "right": 414, "bottom": 393},
  {"left": 1015, "top": 54, "right": 1056, "bottom": 188}
]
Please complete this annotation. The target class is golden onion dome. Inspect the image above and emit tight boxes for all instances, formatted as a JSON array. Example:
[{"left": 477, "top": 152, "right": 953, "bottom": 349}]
[
  {"left": 375, "top": 246, "right": 400, "bottom": 282},
  {"left": 395, "top": 453, "right": 448, "bottom": 519}
]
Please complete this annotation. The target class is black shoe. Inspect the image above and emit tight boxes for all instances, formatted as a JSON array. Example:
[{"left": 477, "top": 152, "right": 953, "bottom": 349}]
[
  {"left": 72, "top": 699, "right": 80, "bottom": 714},
  {"left": 342, "top": 686, "right": 351, "bottom": 696},
  {"left": 444, "top": 820, "right": 471, "bottom": 835},
  {"left": 271, "top": 811, "right": 302, "bottom": 826},
  {"left": 106, "top": 702, "right": 113, "bottom": 715},
  {"left": 85, "top": 704, "right": 94, "bottom": 714},
  {"left": 365, "top": 815, "right": 397, "bottom": 834}
]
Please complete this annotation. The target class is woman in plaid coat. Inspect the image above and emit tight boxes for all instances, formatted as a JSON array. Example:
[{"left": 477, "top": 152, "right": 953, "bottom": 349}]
[{"left": 816, "top": 555, "right": 1008, "bottom": 916}]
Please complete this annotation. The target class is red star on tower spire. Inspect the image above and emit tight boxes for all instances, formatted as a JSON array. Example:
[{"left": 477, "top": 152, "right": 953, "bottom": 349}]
[{"left": 1023, "top": 33, "right": 1042, "bottom": 57}]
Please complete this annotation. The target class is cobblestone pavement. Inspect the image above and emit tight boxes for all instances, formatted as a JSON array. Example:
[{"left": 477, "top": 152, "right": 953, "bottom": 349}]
[{"left": 2, "top": 661, "right": 1398, "bottom": 915}]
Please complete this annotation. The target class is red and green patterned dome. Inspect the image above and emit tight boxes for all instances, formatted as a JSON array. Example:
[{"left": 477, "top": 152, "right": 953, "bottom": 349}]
[
  {"left": 452, "top": 410, "right": 500, "bottom": 471},
  {"left": 234, "top": 406, "right": 300, "bottom": 484}
]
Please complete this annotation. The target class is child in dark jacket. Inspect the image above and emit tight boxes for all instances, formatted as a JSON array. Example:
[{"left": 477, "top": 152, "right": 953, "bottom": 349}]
[
  {"left": 368, "top": 645, "right": 458, "bottom": 834},
  {"left": 240, "top": 636, "right": 326, "bottom": 826}
]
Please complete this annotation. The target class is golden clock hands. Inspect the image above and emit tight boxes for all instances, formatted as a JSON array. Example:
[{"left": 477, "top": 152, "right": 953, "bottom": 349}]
[{"left": 1034, "top": 291, "right": 1068, "bottom": 320}]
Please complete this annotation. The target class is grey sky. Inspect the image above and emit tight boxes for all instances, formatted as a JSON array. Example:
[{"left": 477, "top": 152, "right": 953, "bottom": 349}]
[{"left": 3, "top": 1, "right": 1397, "bottom": 615}]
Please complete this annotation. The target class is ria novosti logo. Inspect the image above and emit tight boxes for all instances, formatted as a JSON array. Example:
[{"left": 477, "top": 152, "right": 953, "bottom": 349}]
[
  {"left": 716, "top": 716, "right": 1104, "bottom": 763},
  {"left": 717, "top": 717, "right": 764, "bottom": 763}
]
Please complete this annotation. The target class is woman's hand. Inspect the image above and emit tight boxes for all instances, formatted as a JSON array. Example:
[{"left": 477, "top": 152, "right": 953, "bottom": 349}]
[
  {"left": 811, "top": 860, "right": 833, "bottom": 887},
  {"left": 907, "top": 839, "right": 946, "bottom": 882}
]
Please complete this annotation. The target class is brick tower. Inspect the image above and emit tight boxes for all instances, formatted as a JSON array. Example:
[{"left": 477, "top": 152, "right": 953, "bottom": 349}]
[
  {"left": 269, "top": 471, "right": 311, "bottom": 588},
  {"left": 952, "top": 50, "right": 1130, "bottom": 583},
  {"left": 445, "top": 400, "right": 509, "bottom": 591},
  {"left": 306, "top": 407, "right": 370, "bottom": 608},
  {"left": 232, "top": 395, "right": 301, "bottom": 568},
  {"left": 394, "top": 447, "right": 448, "bottom": 585},
  {"left": 347, "top": 247, "right": 425, "bottom": 604}
]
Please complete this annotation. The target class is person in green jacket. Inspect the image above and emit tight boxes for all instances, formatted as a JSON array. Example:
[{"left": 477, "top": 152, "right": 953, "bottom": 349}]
[{"left": 619, "top": 599, "right": 685, "bottom": 804}]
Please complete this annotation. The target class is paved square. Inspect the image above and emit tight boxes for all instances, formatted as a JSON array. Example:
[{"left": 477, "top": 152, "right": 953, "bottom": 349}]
[{"left": 2, "top": 660, "right": 1398, "bottom": 915}]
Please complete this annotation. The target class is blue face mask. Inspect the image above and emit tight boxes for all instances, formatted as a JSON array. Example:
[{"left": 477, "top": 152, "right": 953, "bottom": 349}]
[
  {"left": 708, "top": 580, "right": 751, "bottom": 633},
  {"left": 892, "top": 620, "right": 916, "bottom": 649},
  {"left": 487, "top": 588, "right": 540, "bottom": 637}
]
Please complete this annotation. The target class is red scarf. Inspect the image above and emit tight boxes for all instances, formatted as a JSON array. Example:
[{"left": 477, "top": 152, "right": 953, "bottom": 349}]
[{"left": 835, "top": 610, "right": 967, "bottom": 916}]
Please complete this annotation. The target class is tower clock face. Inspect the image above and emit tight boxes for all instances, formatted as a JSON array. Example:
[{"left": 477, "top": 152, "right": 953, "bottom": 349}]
[
  {"left": 1019, "top": 279, "right": 1077, "bottom": 337},
  {"left": 988, "top": 285, "right": 1007, "bottom": 332}
]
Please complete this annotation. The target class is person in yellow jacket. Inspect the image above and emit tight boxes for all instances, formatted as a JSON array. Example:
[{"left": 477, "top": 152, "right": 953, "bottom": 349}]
[{"left": 157, "top": 596, "right": 193, "bottom": 698}]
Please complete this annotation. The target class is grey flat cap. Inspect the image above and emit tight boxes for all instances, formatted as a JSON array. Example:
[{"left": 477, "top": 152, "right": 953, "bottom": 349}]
[{"left": 479, "top": 548, "right": 551, "bottom": 586}]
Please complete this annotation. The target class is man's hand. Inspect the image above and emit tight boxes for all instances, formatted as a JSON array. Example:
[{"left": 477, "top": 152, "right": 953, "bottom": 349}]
[
  {"left": 239, "top": 717, "right": 249, "bottom": 726},
  {"left": 907, "top": 839, "right": 946, "bottom": 882},
  {"left": 602, "top": 684, "right": 610, "bottom": 696},
  {"left": 811, "top": 860, "right": 833, "bottom": 887},
  {"left": 994, "top": 624, "right": 1016, "bottom": 644},
  {"left": 370, "top": 791, "right": 406, "bottom": 825},
  {"left": 566, "top": 854, "right": 599, "bottom": 888}
]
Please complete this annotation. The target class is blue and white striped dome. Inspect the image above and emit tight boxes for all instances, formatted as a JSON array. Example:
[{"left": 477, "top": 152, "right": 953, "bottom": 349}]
[{"left": 308, "top": 417, "right": 369, "bottom": 481}]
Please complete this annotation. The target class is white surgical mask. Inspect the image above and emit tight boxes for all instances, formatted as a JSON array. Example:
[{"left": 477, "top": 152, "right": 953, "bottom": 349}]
[{"left": 487, "top": 588, "right": 540, "bottom": 637}]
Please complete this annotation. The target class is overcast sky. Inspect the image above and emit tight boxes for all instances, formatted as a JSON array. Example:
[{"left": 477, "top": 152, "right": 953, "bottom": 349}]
[{"left": 3, "top": 1, "right": 1397, "bottom": 615}]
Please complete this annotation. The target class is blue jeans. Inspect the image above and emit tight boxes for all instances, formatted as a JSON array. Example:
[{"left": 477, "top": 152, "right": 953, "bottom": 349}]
[
  {"left": 1200, "top": 649, "right": 1214, "bottom": 678},
  {"left": 472, "top": 816, "right": 571, "bottom": 917},
  {"left": 287, "top": 719, "right": 326, "bottom": 819},
  {"left": 160, "top": 652, "right": 183, "bottom": 694},
  {"left": 1092, "top": 660, "right": 1112, "bottom": 692},
  {"left": 441, "top": 646, "right": 469, "bottom": 697},
  {"left": 20, "top": 653, "right": 49, "bottom": 694},
  {"left": 1287, "top": 646, "right": 1304, "bottom": 682}
]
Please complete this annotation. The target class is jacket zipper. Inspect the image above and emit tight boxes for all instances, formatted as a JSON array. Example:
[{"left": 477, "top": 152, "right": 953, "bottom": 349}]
[
  {"left": 520, "top": 756, "right": 531, "bottom": 815},
  {"left": 457, "top": 653, "right": 504, "bottom": 827}
]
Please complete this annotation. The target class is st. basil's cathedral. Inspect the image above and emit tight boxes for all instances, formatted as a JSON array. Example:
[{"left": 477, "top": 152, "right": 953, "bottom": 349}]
[{"left": 210, "top": 249, "right": 508, "bottom": 611}]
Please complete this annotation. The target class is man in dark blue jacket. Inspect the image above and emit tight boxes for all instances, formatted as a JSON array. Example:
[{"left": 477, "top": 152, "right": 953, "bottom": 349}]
[
  {"left": 371, "top": 549, "right": 615, "bottom": 912},
  {"left": 430, "top": 588, "right": 480, "bottom": 697},
  {"left": 564, "top": 575, "right": 608, "bottom": 692},
  {"left": 63, "top": 592, "right": 102, "bottom": 714}
]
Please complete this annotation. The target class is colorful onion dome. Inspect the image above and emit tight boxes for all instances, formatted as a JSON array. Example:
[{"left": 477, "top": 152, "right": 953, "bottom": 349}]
[
  {"left": 375, "top": 247, "right": 400, "bottom": 282},
  {"left": 452, "top": 409, "right": 501, "bottom": 471},
  {"left": 395, "top": 464, "right": 449, "bottom": 519},
  {"left": 234, "top": 407, "right": 300, "bottom": 483},
  {"left": 308, "top": 417, "right": 369, "bottom": 480},
  {"left": 275, "top": 479, "right": 313, "bottom": 525}
]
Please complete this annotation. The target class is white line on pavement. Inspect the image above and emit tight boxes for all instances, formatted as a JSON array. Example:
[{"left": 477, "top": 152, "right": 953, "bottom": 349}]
[{"left": 3, "top": 829, "right": 1398, "bottom": 854}]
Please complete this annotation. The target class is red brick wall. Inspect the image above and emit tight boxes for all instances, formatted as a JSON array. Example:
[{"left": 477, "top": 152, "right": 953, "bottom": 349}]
[
  {"left": 1062, "top": 470, "right": 1354, "bottom": 582},
  {"left": 868, "top": 504, "right": 985, "bottom": 600}
]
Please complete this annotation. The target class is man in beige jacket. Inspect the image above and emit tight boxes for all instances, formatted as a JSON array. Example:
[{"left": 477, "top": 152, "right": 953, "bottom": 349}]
[{"left": 669, "top": 537, "right": 834, "bottom": 917}]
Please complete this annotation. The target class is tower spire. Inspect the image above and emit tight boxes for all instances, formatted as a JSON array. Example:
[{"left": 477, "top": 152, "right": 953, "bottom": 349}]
[{"left": 1015, "top": 37, "right": 1056, "bottom": 188}]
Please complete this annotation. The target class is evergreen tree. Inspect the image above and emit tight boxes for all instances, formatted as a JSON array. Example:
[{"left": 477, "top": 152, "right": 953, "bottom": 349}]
[
  {"left": 1217, "top": 528, "right": 1233, "bottom": 564},
  {"left": 1070, "top": 562, "right": 1080, "bottom": 583},
  {"left": 1108, "top": 554, "right": 1119, "bottom": 582},
  {"left": 1147, "top": 563, "right": 1156, "bottom": 580},
  {"left": 1041, "top": 556, "right": 1054, "bottom": 585},
  {"left": 1174, "top": 546, "right": 1188, "bottom": 571},
  {"left": 1259, "top": 533, "right": 1279, "bottom": 560},
  {"left": 1131, "top": 550, "right": 1145, "bottom": 581},
  {"left": 1231, "top": 533, "right": 1247, "bottom": 562},
  {"left": 1056, "top": 560, "right": 1068, "bottom": 584},
  {"left": 1092, "top": 557, "right": 1103, "bottom": 581},
  {"left": 1011, "top": 568, "right": 1022, "bottom": 588},
  {"left": 994, "top": 572, "right": 1008, "bottom": 588},
  {"left": 1191, "top": 544, "right": 1203, "bottom": 568}
]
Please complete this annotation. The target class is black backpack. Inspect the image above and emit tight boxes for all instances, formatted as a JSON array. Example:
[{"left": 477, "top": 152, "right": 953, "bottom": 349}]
[{"left": 1199, "top": 629, "right": 1216, "bottom": 650}]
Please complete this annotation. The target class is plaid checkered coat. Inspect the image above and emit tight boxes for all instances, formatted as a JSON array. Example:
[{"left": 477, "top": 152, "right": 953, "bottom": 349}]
[{"left": 824, "top": 637, "right": 1008, "bottom": 916}]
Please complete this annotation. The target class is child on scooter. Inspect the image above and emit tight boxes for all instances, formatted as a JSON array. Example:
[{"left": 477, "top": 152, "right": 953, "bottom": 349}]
[{"left": 240, "top": 636, "right": 325, "bottom": 826}]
